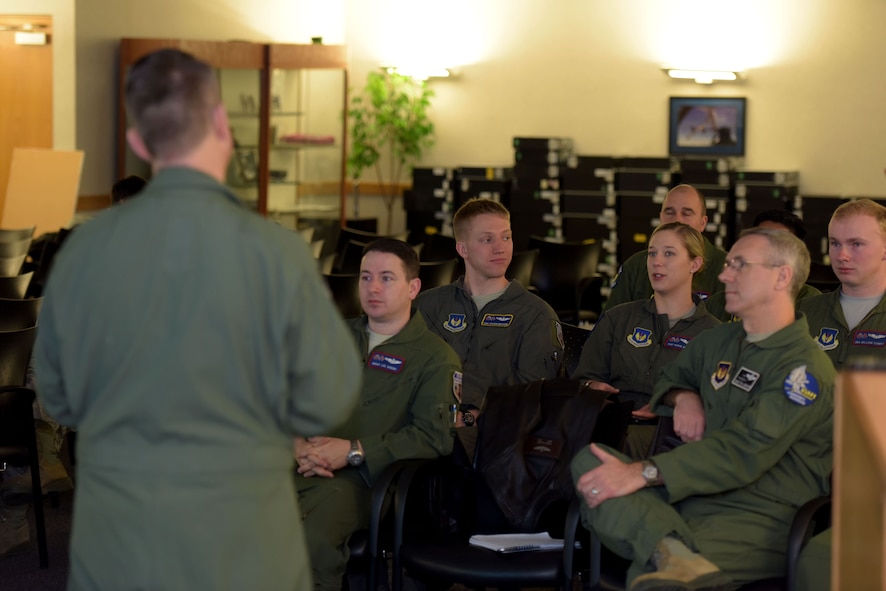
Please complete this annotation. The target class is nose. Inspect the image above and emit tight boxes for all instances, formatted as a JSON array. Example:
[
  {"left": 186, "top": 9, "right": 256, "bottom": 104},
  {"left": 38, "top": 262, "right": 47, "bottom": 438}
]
[
  {"left": 834, "top": 245, "right": 850, "bottom": 261},
  {"left": 719, "top": 265, "right": 734, "bottom": 284}
]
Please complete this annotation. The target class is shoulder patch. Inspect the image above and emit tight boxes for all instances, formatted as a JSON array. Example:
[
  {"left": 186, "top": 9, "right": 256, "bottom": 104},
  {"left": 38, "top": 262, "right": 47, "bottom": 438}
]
[
  {"left": 731, "top": 366, "right": 761, "bottom": 392},
  {"left": 443, "top": 313, "right": 468, "bottom": 333},
  {"left": 663, "top": 334, "right": 690, "bottom": 350},
  {"left": 852, "top": 330, "right": 886, "bottom": 347},
  {"left": 555, "top": 321, "right": 564, "bottom": 350},
  {"left": 452, "top": 370, "right": 463, "bottom": 402},
  {"left": 711, "top": 361, "right": 732, "bottom": 390},
  {"left": 694, "top": 290, "right": 711, "bottom": 301},
  {"left": 783, "top": 365, "right": 820, "bottom": 406},
  {"left": 815, "top": 328, "right": 840, "bottom": 351},
  {"left": 368, "top": 351, "right": 405, "bottom": 374},
  {"left": 481, "top": 313, "right": 514, "bottom": 327},
  {"left": 627, "top": 327, "right": 653, "bottom": 348}
]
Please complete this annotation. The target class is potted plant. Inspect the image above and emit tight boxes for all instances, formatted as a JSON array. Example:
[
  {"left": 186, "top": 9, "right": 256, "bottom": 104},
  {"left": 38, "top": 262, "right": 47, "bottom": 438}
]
[{"left": 347, "top": 70, "right": 436, "bottom": 234}]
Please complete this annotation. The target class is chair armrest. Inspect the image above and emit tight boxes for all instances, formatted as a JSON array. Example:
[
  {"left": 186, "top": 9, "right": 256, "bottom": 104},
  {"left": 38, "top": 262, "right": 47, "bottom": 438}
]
[
  {"left": 391, "top": 457, "right": 444, "bottom": 591},
  {"left": 367, "top": 459, "right": 421, "bottom": 559},
  {"left": 785, "top": 495, "right": 831, "bottom": 591},
  {"left": 562, "top": 496, "right": 583, "bottom": 590}
]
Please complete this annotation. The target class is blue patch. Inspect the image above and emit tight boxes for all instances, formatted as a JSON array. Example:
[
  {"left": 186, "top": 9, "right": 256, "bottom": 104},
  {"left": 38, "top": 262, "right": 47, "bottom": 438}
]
[
  {"left": 694, "top": 290, "right": 711, "bottom": 301},
  {"left": 852, "top": 330, "right": 886, "bottom": 347},
  {"left": 815, "top": 328, "right": 839, "bottom": 352},
  {"left": 627, "top": 327, "right": 653, "bottom": 348},
  {"left": 663, "top": 335, "right": 690, "bottom": 350},
  {"left": 711, "top": 361, "right": 732, "bottom": 390},
  {"left": 481, "top": 313, "right": 514, "bottom": 327},
  {"left": 368, "top": 352, "right": 405, "bottom": 374},
  {"left": 443, "top": 313, "right": 467, "bottom": 333},
  {"left": 783, "top": 365, "right": 819, "bottom": 406}
]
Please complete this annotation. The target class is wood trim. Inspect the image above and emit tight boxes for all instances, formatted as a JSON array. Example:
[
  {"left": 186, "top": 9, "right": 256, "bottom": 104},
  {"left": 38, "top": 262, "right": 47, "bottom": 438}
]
[
  {"left": 269, "top": 44, "right": 348, "bottom": 69},
  {"left": 119, "top": 38, "right": 264, "bottom": 69},
  {"left": 345, "top": 181, "right": 410, "bottom": 197}
]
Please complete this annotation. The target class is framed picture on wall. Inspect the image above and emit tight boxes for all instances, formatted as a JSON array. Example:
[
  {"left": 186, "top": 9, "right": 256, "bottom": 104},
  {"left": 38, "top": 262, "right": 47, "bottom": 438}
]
[{"left": 668, "top": 97, "right": 746, "bottom": 157}]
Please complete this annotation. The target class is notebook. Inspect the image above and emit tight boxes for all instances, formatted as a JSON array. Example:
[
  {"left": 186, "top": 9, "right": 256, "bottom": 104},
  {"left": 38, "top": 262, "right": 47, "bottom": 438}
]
[{"left": 468, "top": 532, "right": 567, "bottom": 553}]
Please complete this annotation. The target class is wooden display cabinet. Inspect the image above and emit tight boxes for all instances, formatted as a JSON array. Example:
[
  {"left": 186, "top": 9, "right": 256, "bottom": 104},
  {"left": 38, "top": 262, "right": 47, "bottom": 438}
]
[{"left": 117, "top": 38, "right": 347, "bottom": 229}]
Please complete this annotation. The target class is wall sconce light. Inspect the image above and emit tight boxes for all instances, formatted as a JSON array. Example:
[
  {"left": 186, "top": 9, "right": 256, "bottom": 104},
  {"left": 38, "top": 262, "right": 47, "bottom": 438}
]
[
  {"left": 384, "top": 66, "right": 458, "bottom": 81},
  {"left": 663, "top": 68, "right": 744, "bottom": 85}
]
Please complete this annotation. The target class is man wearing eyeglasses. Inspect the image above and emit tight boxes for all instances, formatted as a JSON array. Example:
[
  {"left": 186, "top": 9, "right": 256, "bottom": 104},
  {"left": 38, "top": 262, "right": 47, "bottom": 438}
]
[{"left": 572, "top": 228, "right": 834, "bottom": 591}]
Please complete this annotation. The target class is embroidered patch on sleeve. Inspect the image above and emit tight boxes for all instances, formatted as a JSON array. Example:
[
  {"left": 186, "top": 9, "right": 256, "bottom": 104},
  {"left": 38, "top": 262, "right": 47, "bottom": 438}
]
[
  {"left": 783, "top": 365, "right": 819, "bottom": 406},
  {"left": 368, "top": 351, "right": 405, "bottom": 373},
  {"left": 852, "top": 330, "right": 886, "bottom": 347},
  {"left": 693, "top": 290, "right": 711, "bottom": 301},
  {"left": 815, "top": 328, "right": 839, "bottom": 351},
  {"left": 452, "top": 370, "right": 463, "bottom": 402},
  {"left": 627, "top": 327, "right": 653, "bottom": 348},
  {"left": 554, "top": 321, "right": 564, "bottom": 349},
  {"left": 481, "top": 313, "right": 514, "bottom": 327},
  {"left": 711, "top": 361, "right": 732, "bottom": 390}
]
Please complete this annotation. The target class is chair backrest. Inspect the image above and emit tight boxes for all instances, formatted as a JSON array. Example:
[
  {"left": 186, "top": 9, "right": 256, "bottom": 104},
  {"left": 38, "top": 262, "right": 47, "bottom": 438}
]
[
  {"left": 559, "top": 322, "right": 591, "bottom": 378},
  {"left": 528, "top": 237, "right": 600, "bottom": 314},
  {"left": 475, "top": 378, "right": 612, "bottom": 531},
  {"left": 0, "top": 238, "right": 32, "bottom": 258},
  {"left": 0, "top": 387, "right": 38, "bottom": 468},
  {"left": 807, "top": 261, "right": 840, "bottom": 293},
  {"left": 324, "top": 273, "right": 363, "bottom": 319},
  {"left": 0, "top": 272, "right": 33, "bottom": 299},
  {"left": 0, "top": 297, "right": 42, "bottom": 331},
  {"left": 418, "top": 259, "right": 457, "bottom": 292},
  {"left": 0, "top": 227, "right": 35, "bottom": 244},
  {"left": 297, "top": 226, "right": 315, "bottom": 244},
  {"left": 421, "top": 234, "right": 457, "bottom": 262},
  {"left": 507, "top": 249, "right": 539, "bottom": 287},
  {"left": 310, "top": 239, "right": 324, "bottom": 260},
  {"left": 0, "top": 326, "right": 37, "bottom": 387},
  {"left": 0, "top": 255, "right": 27, "bottom": 278},
  {"left": 338, "top": 239, "right": 370, "bottom": 274}
]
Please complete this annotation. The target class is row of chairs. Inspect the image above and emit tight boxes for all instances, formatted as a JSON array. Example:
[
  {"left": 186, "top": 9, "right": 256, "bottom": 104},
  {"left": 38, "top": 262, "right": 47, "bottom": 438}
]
[{"left": 314, "top": 226, "right": 605, "bottom": 323}]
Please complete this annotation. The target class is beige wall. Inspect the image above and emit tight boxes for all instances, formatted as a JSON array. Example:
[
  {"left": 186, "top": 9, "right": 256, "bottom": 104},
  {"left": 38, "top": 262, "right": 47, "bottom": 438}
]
[
  {"left": 73, "top": 0, "right": 886, "bottom": 207},
  {"left": 4, "top": 0, "right": 76, "bottom": 151},
  {"left": 75, "top": 0, "right": 346, "bottom": 195},
  {"left": 346, "top": 0, "right": 886, "bottom": 200}
]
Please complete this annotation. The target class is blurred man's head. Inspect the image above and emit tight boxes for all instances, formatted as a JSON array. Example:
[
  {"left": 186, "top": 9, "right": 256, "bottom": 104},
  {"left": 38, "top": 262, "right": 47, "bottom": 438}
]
[
  {"left": 660, "top": 185, "right": 707, "bottom": 233},
  {"left": 753, "top": 209, "right": 807, "bottom": 240}
]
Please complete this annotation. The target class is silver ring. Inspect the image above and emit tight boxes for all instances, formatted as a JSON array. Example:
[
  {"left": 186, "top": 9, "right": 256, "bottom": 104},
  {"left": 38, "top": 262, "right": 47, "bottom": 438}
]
[{"left": 590, "top": 488, "right": 600, "bottom": 495}]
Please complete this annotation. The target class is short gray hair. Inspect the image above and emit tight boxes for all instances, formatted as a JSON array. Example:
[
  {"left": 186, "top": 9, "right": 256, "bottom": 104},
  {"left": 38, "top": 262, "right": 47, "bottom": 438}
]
[{"left": 738, "top": 227, "right": 810, "bottom": 300}]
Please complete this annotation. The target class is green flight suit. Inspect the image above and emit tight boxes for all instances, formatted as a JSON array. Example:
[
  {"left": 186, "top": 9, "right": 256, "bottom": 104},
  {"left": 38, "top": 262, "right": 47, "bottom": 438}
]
[
  {"left": 799, "top": 289, "right": 886, "bottom": 370},
  {"left": 571, "top": 316, "right": 835, "bottom": 587},
  {"left": 296, "top": 311, "right": 460, "bottom": 590},
  {"left": 415, "top": 278, "right": 562, "bottom": 408},
  {"left": 34, "top": 167, "right": 362, "bottom": 591},
  {"left": 604, "top": 236, "right": 727, "bottom": 311},
  {"left": 706, "top": 283, "right": 821, "bottom": 323}
]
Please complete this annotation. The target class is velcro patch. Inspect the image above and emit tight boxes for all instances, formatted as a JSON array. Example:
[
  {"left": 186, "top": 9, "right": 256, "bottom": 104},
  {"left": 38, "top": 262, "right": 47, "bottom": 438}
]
[
  {"left": 852, "top": 330, "right": 886, "bottom": 347},
  {"left": 368, "top": 351, "right": 405, "bottom": 373},
  {"left": 783, "top": 365, "right": 819, "bottom": 406},
  {"left": 815, "top": 328, "right": 839, "bottom": 351},
  {"left": 481, "top": 313, "right": 514, "bottom": 327},
  {"left": 663, "top": 335, "right": 690, "bottom": 350},
  {"left": 627, "top": 327, "right": 653, "bottom": 348},
  {"left": 524, "top": 436, "right": 562, "bottom": 458}
]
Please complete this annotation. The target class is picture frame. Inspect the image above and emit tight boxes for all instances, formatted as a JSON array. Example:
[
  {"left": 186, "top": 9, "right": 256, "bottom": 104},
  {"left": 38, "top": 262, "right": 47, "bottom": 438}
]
[{"left": 668, "top": 97, "right": 746, "bottom": 157}]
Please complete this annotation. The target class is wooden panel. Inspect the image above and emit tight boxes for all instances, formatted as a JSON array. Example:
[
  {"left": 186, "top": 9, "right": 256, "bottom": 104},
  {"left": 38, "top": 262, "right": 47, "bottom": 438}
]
[
  {"left": 4, "top": 148, "right": 83, "bottom": 236},
  {"left": 119, "top": 38, "right": 264, "bottom": 69},
  {"left": 0, "top": 15, "right": 52, "bottom": 216},
  {"left": 833, "top": 371, "right": 886, "bottom": 590},
  {"left": 269, "top": 44, "right": 348, "bottom": 69}
]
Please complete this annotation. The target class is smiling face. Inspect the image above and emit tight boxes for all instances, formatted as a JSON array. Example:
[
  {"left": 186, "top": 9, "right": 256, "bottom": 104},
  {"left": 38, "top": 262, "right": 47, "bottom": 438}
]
[
  {"left": 647, "top": 228, "right": 703, "bottom": 297},
  {"left": 359, "top": 251, "right": 420, "bottom": 326},
  {"left": 828, "top": 213, "right": 886, "bottom": 296},
  {"left": 456, "top": 213, "right": 514, "bottom": 281}
]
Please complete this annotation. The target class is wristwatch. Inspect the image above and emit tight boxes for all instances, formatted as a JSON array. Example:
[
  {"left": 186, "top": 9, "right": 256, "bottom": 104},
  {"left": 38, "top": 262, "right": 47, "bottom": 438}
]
[
  {"left": 346, "top": 440, "right": 364, "bottom": 467},
  {"left": 461, "top": 411, "right": 476, "bottom": 427},
  {"left": 641, "top": 460, "right": 661, "bottom": 487}
]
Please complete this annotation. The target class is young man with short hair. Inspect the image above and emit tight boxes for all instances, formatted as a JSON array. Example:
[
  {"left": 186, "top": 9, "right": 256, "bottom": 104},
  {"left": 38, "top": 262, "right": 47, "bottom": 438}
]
[
  {"left": 415, "top": 198, "right": 563, "bottom": 430},
  {"left": 296, "top": 238, "right": 461, "bottom": 591},
  {"left": 605, "top": 184, "right": 727, "bottom": 310}
]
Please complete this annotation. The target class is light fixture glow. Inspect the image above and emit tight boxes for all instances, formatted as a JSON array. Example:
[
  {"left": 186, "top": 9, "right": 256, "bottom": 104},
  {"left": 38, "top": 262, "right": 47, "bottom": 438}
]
[
  {"left": 384, "top": 66, "right": 455, "bottom": 81},
  {"left": 664, "top": 68, "right": 742, "bottom": 84}
]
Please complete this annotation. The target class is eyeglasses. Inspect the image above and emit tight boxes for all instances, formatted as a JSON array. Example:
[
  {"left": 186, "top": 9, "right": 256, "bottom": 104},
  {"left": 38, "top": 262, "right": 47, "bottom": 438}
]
[{"left": 722, "top": 258, "right": 782, "bottom": 272}]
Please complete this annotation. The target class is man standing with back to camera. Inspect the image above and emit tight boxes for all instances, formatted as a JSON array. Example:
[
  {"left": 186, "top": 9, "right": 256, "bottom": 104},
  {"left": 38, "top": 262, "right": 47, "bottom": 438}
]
[
  {"left": 605, "top": 184, "right": 727, "bottom": 310},
  {"left": 34, "top": 49, "right": 361, "bottom": 591}
]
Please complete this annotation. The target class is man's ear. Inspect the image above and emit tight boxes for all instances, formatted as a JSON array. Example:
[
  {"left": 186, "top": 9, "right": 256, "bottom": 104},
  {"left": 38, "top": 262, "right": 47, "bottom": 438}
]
[
  {"left": 455, "top": 241, "right": 468, "bottom": 260},
  {"left": 408, "top": 277, "right": 421, "bottom": 300},
  {"left": 776, "top": 265, "right": 794, "bottom": 292},
  {"left": 211, "top": 104, "right": 231, "bottom": 142},
  {"left": 126, "top": 127, "right": 152, "bottom": 162}
]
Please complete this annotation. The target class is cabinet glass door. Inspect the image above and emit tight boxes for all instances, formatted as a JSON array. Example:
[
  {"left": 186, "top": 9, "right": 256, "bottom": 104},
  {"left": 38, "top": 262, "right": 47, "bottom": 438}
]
[
  {"left": 220, "top": 68, "right": 262, "bottom": 211},
  {"left": 267, "top": 67, "right": 344, "bottom": 229}
]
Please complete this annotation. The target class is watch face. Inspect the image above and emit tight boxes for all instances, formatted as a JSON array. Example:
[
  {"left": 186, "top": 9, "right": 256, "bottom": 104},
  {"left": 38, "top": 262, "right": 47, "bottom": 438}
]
[
  {"left": 347, "top": 449, "right": 363, "bottom": 466},
  {"left": 642, "top": 463, "right": 658, "bottom": 481},
  {"left": 462, "top": 412, "right": 475, "bottom": 427}
]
